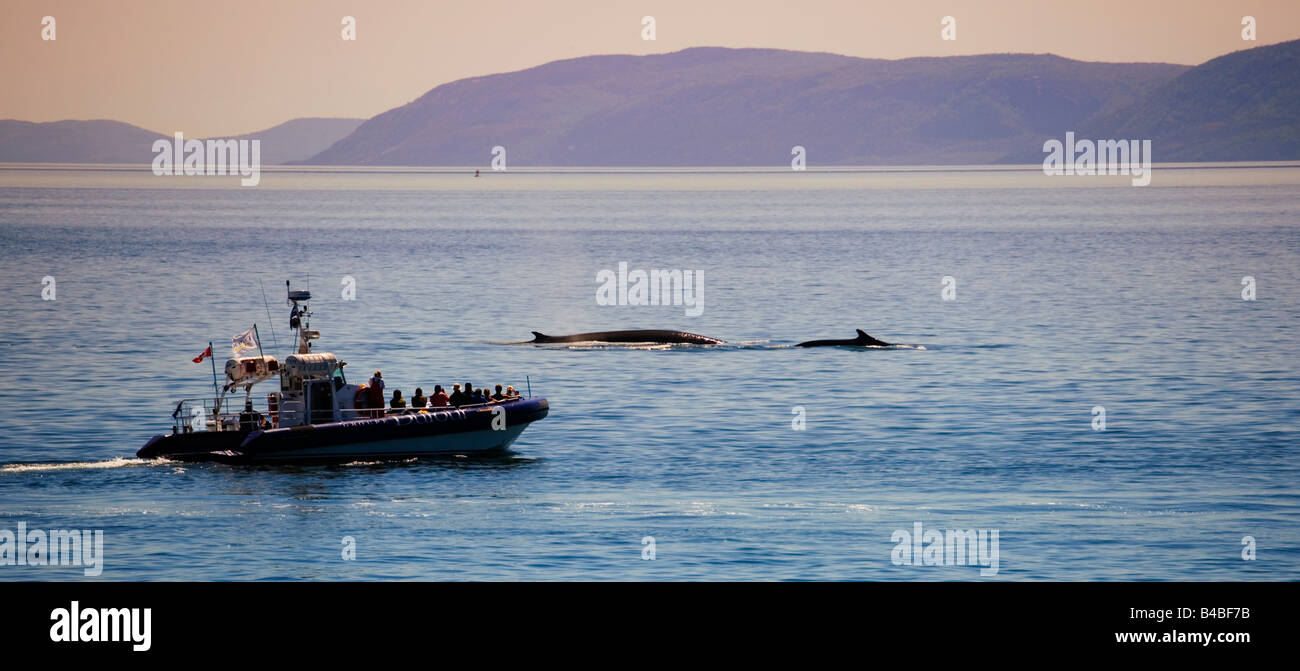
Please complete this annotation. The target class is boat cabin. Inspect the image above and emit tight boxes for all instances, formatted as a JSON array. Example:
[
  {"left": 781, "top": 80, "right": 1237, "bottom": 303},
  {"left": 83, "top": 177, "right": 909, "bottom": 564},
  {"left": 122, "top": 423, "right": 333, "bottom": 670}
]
[{"left": 276, "top": 352, "right": 350, "bottom": 426}]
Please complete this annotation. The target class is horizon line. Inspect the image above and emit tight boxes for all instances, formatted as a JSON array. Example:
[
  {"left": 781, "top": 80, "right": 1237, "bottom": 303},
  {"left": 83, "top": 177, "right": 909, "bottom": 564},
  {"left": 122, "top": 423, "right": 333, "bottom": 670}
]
[{"left": 4, "top": 161, "right": 1299, "bottom": 174}]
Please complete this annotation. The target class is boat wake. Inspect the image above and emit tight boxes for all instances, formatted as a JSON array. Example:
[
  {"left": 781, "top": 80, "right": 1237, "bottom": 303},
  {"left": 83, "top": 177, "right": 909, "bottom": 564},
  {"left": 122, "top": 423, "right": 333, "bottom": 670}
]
[
  {"left": 339, "top": 457, "right": 420, "bottom": 467},
  {"left": 0, "top": 456, "right": 171, "bottom": 474}
]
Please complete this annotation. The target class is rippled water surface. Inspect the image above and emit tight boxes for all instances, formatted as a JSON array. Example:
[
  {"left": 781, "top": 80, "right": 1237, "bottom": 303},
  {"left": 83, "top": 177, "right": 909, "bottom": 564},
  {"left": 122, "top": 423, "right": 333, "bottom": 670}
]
[{"left": 0, "top": 166, "right": 1297, "bottom": 580}]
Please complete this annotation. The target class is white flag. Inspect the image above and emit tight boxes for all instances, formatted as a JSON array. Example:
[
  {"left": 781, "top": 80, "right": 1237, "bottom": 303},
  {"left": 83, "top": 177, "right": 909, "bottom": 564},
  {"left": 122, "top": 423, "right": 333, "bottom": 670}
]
[{"left": 232, "top": 327, "right": 258, "bottom": 355}]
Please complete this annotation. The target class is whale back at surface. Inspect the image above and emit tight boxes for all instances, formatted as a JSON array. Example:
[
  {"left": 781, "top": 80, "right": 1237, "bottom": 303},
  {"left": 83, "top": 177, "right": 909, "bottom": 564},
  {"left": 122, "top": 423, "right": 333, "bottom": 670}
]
[
  {"left": 527, "top": 328, "right": 889, "bottom": 347},
  {"left": 529, "top": 329, "right": 724, "bottom": 344},
  {"left": 795, "top": 329, "right": 893, "bottom": 348}
]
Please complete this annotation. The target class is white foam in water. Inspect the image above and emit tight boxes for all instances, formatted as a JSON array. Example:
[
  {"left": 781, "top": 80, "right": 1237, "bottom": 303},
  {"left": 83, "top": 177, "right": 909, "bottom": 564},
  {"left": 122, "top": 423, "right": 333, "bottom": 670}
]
[
  {"left": 341, "top": 457, "right": 418, "bottom": 467},
  {"left": 0, "top": 457, "right": 169, "bottom": 473}
]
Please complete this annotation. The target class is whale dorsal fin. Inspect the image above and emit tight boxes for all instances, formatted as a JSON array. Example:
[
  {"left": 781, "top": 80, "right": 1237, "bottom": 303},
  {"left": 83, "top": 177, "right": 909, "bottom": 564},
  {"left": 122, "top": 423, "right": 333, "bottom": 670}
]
[
  {"left": 531, "top": 331, "right": 547, "bottom": 339},
  {"left": 856, "top": 329, "right": 869, "bottom": 339}
]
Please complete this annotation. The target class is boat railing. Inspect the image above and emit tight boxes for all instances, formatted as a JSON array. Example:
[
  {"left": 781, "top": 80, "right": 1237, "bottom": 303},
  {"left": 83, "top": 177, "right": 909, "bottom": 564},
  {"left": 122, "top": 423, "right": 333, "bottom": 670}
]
[
  {"left": 170, "top": 391, "right": 533, "bottom": 431},
  {"left": 336, "top": 398, "right": 525, "bottom": 417},
  {"left": 169, "top": 396, "right": 274, "bottom": 433}
]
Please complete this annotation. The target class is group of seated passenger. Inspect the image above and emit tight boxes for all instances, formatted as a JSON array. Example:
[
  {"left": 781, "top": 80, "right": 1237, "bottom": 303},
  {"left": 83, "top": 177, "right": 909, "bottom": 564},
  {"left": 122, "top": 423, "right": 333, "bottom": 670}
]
[{"left": 388, "top": 382, "right": 521, "bottom": 411}]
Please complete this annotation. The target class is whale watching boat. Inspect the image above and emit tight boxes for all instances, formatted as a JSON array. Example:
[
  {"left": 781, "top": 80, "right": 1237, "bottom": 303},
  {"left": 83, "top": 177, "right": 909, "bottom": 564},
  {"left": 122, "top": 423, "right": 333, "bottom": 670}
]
[{"left": 137, "top": 282, "right": 549, "bottom": 464}]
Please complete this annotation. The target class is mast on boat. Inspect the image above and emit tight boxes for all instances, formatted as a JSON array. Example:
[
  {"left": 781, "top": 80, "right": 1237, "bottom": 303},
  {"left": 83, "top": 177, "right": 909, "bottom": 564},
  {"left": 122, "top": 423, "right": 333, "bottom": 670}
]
[{"left": 286, "top": 280, "right": 319, "bottom": 355}]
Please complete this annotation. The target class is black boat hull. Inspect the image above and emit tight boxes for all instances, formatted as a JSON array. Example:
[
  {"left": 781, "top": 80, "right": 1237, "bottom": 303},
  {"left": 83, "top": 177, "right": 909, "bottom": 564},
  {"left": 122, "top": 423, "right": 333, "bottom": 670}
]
[{"left": 137, "top": 398, "right": 549, "bottom": 464}]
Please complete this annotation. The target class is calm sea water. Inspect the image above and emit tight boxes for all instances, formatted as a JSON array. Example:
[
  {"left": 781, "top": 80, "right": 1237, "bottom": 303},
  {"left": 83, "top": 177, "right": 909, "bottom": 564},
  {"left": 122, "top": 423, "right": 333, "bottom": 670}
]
[{"left": 0, "top": 166, "right": 1297, "bottom": 581}]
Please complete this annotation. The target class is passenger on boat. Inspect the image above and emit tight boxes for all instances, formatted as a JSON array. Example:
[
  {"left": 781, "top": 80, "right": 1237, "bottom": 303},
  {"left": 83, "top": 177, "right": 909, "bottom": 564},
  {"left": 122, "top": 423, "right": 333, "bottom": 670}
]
[
  {"left": 411, "top": 387, "right": 427, "bottom": 408},
  {"left": 462, "top": 383, "right": 478, "bottom": 405},
  {"left": 492, "top": 384, "right": 505, "bottom": 401},
  {"left": 389, "top": 389, "right": 407, "bottom": 412},
  {"left": 505, "top": 385, "right": 519, "bottom": 398},
  {"left": 367, "top": 371, "right": 386, "bottom": 418},
  {"left": 449, "top": 384, "right": 465, "bottom": 406},
  {"left": 430, "top": 385, "right": 450, "bottom": 407},
  {"left": 239, "top": 401, "right": 263, "bottom": 432}
]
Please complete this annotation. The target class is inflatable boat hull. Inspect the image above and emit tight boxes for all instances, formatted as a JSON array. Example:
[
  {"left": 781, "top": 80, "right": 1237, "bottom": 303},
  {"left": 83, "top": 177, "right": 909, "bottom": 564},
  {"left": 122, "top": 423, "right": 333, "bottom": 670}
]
[{"left": 138, "top": 398, "right": 549, "bottom": 464}]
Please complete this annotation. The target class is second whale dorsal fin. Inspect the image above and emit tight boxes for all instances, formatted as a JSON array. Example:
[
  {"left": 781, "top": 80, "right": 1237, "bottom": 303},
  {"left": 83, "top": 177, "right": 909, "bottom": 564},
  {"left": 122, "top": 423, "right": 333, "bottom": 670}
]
[{"left": 856, "top": 329, "right": 869, "bottom": 339}]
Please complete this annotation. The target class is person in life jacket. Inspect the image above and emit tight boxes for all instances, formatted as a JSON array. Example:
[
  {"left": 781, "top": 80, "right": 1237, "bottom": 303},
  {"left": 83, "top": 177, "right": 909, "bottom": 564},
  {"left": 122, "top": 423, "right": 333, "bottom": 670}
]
[
  {"left": 239, "top": 401, "right": 263, "bottom": 432},
  {"left": 367, "top": 371, "right": 385, "bottom": 418}
]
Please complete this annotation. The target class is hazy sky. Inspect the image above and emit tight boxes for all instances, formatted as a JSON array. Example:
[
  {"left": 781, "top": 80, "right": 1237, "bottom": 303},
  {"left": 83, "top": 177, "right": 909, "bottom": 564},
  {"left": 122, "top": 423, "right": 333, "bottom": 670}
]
[{"left": 3, "top": 0, "right": 1298, "bottom": 137}]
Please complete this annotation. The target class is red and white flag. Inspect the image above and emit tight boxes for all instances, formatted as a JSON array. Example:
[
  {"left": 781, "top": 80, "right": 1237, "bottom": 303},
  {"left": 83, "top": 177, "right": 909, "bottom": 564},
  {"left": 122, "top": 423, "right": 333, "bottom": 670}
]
[{"left": 192, "top": 346, "right": 212, "bottom": 363}]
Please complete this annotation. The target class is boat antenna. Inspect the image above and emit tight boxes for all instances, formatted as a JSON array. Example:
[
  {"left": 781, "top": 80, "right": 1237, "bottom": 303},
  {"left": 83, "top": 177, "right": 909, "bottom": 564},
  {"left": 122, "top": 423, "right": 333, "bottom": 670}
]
[
  {"left": 254, "top": 324, "right": 267, "bottom": 363},
  {"left": 259, "top": 279, "right": 279, "bottom": 350},
  {"left": 526, "top": 375, "right": 532, "bottom": 398}
]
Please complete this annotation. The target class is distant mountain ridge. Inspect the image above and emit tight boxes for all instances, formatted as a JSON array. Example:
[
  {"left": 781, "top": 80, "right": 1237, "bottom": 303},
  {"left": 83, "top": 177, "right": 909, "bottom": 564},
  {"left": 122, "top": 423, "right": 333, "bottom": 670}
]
[
  {"left": 5, "top": 41, "right": 1298, "bottom": 167},
  {"left": 307, "top": 47, "right": 1194, "bottom": 166},
  {"left": 0, "top": 119, "right": 163, "bottom": 163},
  {"left": 1078, "top": 39, "right": 1300, "bottom": 161},
  {"left": 231, "top": 117, "right": 365, "bottom": 165},
  {"left": 0, "top": 117, "right": 363, "bottom": 165}
]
